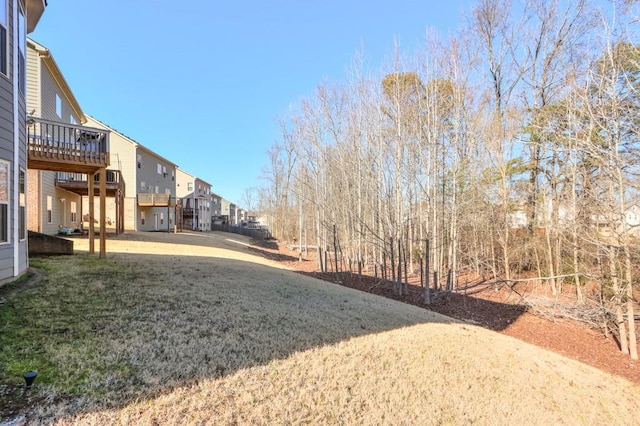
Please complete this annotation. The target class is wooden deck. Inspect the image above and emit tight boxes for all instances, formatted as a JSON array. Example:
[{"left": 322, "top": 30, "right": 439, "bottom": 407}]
[
  {"left": 56, "top": 170, "right": 123, "bottom": 197},
  {"left": 138, "top": 193, "right": 177, "bottom": 207},
  {"left": 27, "top": 117, "right": 109, "bottom": 173}
]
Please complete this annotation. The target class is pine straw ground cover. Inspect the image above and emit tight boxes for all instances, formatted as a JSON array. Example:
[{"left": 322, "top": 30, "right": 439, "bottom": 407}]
[{"left": 0, "top": 231, "right": 638, "bottom": 425}]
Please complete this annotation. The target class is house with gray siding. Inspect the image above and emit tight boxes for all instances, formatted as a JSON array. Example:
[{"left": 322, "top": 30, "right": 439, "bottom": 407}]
[
  {"left": 83, "top": 116, "right": 178, "bottom": 232},
  {"left": 210, "top": 191, "right": 221, "bottom": 223},
  {"left": 176, "top": 169, "right": 212, "bottom": 231},
  {"left": 0, "top": 0, "right": 46, "bottom": 284}
]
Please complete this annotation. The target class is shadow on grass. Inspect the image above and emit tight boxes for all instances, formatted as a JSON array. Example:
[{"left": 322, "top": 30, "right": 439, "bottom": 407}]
[
  {"left": 1, "top": 249, "right": 498, "bottom": 422},
  {"left": 297, "top": 271, "right": 527, "bottom": 332}
]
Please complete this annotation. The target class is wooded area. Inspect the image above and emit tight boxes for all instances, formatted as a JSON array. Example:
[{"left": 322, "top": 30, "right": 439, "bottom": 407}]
[{"left": 258, "top": 0, "right": 640, "bottom": 359}]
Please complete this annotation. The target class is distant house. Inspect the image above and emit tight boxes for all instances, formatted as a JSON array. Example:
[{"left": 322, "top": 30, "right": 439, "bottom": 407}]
[
  {"left": 624, "top": 204, "right": 640, "bottom": 236},
  {"left": 210, "top": 191, "right": 222, "bottom": 223},
  {"left": 237, "top": 208, "right": 247, "bottom": 224},
  {"left": 84, "top": 116, "right": 178, "bottom": 232},
  {"left": 176, "top": 169, "right": 212, "bottom": 231},
  {"left": 220, "top": 198, "right": 237, "bottom": 225}
]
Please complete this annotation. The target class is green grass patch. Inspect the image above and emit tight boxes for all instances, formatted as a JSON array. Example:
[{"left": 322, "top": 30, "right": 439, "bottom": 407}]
[{"left": 0, "top": 255, "right": 140, "bottom": 396}]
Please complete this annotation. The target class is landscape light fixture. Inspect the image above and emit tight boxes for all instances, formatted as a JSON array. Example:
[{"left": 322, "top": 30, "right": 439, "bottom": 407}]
[{"left": 23, "top": 371, "right": 37, "bottom": 388}]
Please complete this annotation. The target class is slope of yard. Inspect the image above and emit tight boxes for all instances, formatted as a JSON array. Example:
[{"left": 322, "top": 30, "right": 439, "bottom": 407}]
[{"left": 0, "top": 231, "right": 639, "bottom": 424}]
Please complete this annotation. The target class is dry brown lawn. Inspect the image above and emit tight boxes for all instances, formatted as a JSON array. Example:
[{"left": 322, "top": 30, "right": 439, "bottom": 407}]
[{"left": 3, "top": 231, "right": 640, "bottom": 425}]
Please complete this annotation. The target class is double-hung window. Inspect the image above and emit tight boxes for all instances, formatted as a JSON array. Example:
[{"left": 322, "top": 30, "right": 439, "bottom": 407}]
[
  {"left": 0, "top": 0, "right": 7, "bottom": 76},
  {"left": 19, "top": 168, "right": 25, "bottom": 240},
  {"left": 70, "top": 201, "right": 77, "bottom": 223},
  {"left": 17, "top": 1, "right": 25, "bottom": 95},
  {"left": 46, "top": 196, "right": 52, "bottom": 223},
  {"left": 0, "top": 160, "right": 8, "bottom": 243}
]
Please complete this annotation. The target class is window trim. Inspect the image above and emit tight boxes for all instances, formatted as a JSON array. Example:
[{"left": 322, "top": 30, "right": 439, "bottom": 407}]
[
  {"left": 70, "top": 201, "right": 77, "bottom": 223},
  {"left": 46, "top": 195, "right": 52, "bottom": 224},
  {"left": 55, "top": 93, "right": 62, "bottom": 118},
  {"left": 18, "top": 167, "right": 25, "bottom": 241},
  {"left": 0, "top": 0, "right": 8, "bottom": 78},
  {"left": 0, "top": 159, "right": 9, "bottom": 244}
]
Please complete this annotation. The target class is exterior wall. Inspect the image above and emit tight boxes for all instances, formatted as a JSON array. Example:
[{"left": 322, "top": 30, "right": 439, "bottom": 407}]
[
  {"left": 0, "top": 0, "right": 30, "bottom": 283},
  {"left": 220, "top": 199, "right": 231, "bottom": 224},
  {"left": 195, "top": 178, "right": 211, "bottom": 231},
  {"left": 175, "top": 168, "right": 192, "bottom": 198},
  {"left": 84, "top": 116, "right": 137, "bottom": 230},
  {"left": 136, "top": 147, "right": 175, "bottom": 197},
  {"left": 85, "top": 116, "right": 137, "bottom": 197},
  {"left": 137, "top": 206, "right": 175, "bottom": 232},
  {"left": 211, "top": 193, "right": 221, "bottom": 218},
  {"left": 26, "top": 40, "right": 39, "bottom": 116},
  {"left": 135, "top": 147, "right": 176, "bottom": 231},
  {"left": 26, "top": 40, "right": 83, "bottom": 235},
  {"left": 229, "top": 204, "right": 237, "bottom": 225},
  {"left": 83, "top": 116, "right": 178, "bottom": 232}
]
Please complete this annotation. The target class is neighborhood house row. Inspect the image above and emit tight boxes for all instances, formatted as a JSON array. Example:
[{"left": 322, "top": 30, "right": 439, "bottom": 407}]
[
  {"left": 26, "top": 37, "right": 248, "bottom": 235},
  {"left": 0, "top": 0, "right": 246, "bottom": 285}
]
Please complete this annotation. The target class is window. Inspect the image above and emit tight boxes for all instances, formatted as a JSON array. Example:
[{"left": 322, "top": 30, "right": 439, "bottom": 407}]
[
  {"left": 0, "top": 161, "right": 8, "bottom": 243},
  {"left": 19, "top": 169, "right": 25, "bottom": 240},
  {"left": 70, "top": 201, "right": 77, "bottom": 223},
  {"left": 155, "top": 185, "right": 159, "bottom": 193},
  {"left": 0, "top": 0, "right": 7, "bottom": 76},
  {"left": 172, "top": 170, "right": 175, "bottom": 181},
  {"left": 137, "top": 154, "right": 142, "bottom": 169},
  {"left": 70, "top": 115, "right": 77, "bottom": 125},
  {"left": 187, "top": 182, "right": 193, "bottom": 191},
  {"left": 162, "top": 166, "right": 167, "bottom": 177},
  {"left": 17, "top": 3, "right": 25, "bottom": 95},
  {"left": 160, "top": 212, "right": 164, "bottom": 225},
  {"left": 140, "top": 211, "right": 145, "bottom": 225},
  {"left": 165, "top": 188, "right": 170, "bottom": 195},
  {"left": 157, "top": 163, "right": 162, "bottom": 174},
  {"left": 46, "top": 195, "right": 52, "bottom": 223},
  {"left": 55, "top": 94, "right": 62, "bottom": 118},
  {"left": 140, "top": 181, "right": 146, "bottom": 190}
]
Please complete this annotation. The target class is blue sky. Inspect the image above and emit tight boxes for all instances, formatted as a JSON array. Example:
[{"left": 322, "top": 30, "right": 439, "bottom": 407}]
[{"left": 30, "top": 0, "right": 473, "bottom": 206}]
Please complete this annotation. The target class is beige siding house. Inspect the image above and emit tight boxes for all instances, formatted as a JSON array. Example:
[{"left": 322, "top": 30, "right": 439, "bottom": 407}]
[
  {"left": 176, "top": 169, "right": 211, "bottom": 231},
  {"left": 220, "top": 198, "right": 238, "bottom": 225},
  {"left": 26, "top": 38, "right": 85, "bottom": 235},
  {"left": 84, "top": 116, "right": 178, "bottom": 231}
]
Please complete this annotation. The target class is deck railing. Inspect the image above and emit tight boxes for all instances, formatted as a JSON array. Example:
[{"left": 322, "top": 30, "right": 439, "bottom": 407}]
[
  {"left": 27, "top": 116, "right": 109, "bottom": 169},
  {"left": 56, "top": 170, "right": 122, "bottom": 185},
  {"left": 138, "top": 193, "right": 174, "bottom": 206}
]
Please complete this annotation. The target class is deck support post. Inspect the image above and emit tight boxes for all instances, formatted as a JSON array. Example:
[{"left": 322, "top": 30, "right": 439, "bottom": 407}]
[
  {"left": 99, "top": 168, "right": 106, "bottom": 258},
  {"left": 88, "top": 172, "right": 95, "bottom": 254}
]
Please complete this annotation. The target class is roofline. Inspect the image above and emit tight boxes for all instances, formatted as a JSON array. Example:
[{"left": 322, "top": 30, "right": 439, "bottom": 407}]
[
  {"left": 26, "top": 0, "right": 47, "bottom": 33},
  {"left": 137, "top": 144, "right": 178, "bottom": 168},
  {"left": 27, "top": 38, "right": 86, "bottom": 124},
  {"left": 85, "top": 114, "right": 179, "bottom": 168},
  {"left": 176, "top": 167, "right": 212, "bottom": 187}
]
